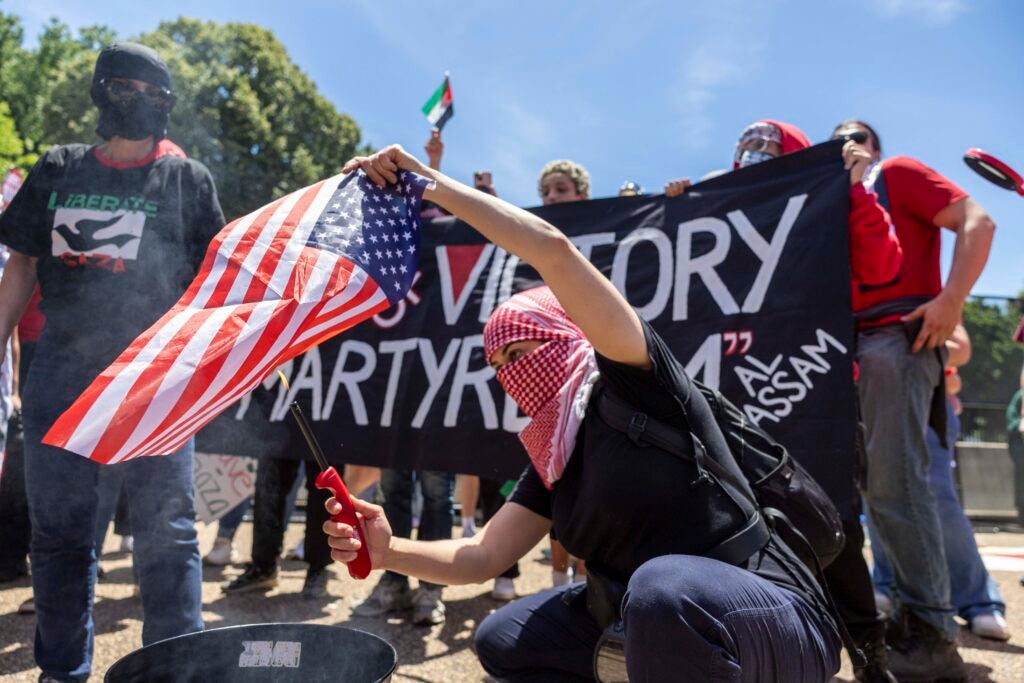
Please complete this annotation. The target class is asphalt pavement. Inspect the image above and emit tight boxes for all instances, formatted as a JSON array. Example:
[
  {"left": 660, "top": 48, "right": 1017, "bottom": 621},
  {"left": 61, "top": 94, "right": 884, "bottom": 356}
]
[{"left": 2, "top": 522, "right": 1023, "bottom": 682}]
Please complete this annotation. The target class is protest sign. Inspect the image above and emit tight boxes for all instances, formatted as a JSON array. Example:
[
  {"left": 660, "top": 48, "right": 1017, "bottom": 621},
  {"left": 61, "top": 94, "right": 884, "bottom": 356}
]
[
  {"left": 194, "top": 452, "right": 257, "bottom": 524},
  {"left": 199, "top": 141, "right": 858, "bottom": 511}
]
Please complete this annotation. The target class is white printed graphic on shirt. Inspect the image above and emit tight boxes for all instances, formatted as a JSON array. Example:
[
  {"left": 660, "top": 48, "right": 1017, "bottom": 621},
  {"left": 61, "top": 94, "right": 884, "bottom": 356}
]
[{"left": 51, "top": 208, "right": 145, "bottom": 260}]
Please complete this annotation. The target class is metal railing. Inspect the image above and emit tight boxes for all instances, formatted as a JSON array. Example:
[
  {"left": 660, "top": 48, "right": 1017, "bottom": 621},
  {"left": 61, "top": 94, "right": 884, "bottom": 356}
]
[{"left": 959, "top": 402, "right": 1013, "bottom": 444}]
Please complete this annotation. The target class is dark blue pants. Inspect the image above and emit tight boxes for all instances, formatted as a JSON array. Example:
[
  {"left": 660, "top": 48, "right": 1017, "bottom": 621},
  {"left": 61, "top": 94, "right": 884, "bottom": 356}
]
[
  {"left": 379, "top": 468, "right": 454, "bottom": 591},
  {"left": 475, "top": 555, "right": 840, "bottom": 682},
  {"left": 23, "top": 338, "right": 203, "bottom": 681},
  {"left": 252, "top": 457, "right": 330, "bottom": 572}
]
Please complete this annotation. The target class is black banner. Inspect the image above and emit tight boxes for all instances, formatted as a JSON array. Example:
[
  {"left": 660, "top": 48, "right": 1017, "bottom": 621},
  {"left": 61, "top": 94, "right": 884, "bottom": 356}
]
[{"left": 197, "top": 140, "right": 858, "bottom": 512}]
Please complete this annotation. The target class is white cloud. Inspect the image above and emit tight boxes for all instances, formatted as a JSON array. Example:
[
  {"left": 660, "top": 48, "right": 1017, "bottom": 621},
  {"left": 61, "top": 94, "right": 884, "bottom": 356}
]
[
  {"left": 668, "top": 5, "right": 769, "bottom": 150},
  {"left": 868, "top": 0, "right": 968, "bottom": 24},
  {"left": 473, "top": 99, "right": 556, "bottom": 207}
]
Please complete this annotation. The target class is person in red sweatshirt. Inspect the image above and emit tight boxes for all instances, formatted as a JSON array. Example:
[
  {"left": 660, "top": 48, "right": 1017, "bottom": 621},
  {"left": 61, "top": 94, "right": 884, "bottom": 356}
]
[
  {"left": 666, "top": 119, "right": 902, "bottom": 683},
  {"left": 667, "top": 119, "right": 901, "bottom": 306},
  {"left": 830, "top": 119, "right": 995, "bottom": 682}
]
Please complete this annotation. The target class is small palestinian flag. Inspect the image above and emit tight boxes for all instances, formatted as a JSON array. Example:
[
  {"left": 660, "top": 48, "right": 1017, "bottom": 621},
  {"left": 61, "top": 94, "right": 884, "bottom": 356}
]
[{"left": 421, "top": 75, "right": 454, "bottom": 131}]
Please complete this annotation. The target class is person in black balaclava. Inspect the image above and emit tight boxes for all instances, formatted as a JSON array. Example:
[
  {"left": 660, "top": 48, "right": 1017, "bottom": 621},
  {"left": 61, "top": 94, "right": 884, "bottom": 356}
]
[
  {"left": 0, "top": 42, "right": 225, "bottom": 681},
  {"left": 91, "top": 42, "right": 176, "bottom": 141}
]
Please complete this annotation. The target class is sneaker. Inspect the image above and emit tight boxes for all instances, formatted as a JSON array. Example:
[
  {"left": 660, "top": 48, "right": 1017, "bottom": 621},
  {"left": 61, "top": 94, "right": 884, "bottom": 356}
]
[
  {"left": 222, "top": 564, "right": 278, "bottom": 594},
  {"left": 887, "top": 610, "right": 967, "bottom": 683},
  {"left": 874, "top": 590, "right": 894, "bottom": 619},
  {"left": 284, "top": 540, "right": 304, "bottom": 561},
  {"left": 970, "top": 612, "right": 1011, "bottom": 641},
  {"left": 853, "top": 638, "right": 897, "bottom": 683},
  {"left": 17, "top": 596, "right": 35, "bottom": 614},
  {"left": 412, "top": 586, "right": 446, "bottom": 626},
  {"left": 351, "top": 580, "right": 413, "bottom": 617},
  {"left": 301, "top": 567, "right": 330, "bottom": 600},
  {"left": 491, "top": 577, "right": 517, "bottom": 601},
  {"left": 203, "top": 537, "right": 237, "bottom": 566},
  {"left": 119, "top": 535, "right": 134, "bottom": 553}
]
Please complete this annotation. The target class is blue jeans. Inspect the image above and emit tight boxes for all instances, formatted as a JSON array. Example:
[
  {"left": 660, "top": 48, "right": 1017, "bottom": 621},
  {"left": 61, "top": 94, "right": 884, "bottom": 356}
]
[
  {"left": 857, "top": 325, "right": 957, "bottom": 639},
  {"left": 379, "top": 469, "right": 454, "bottom": 591},
  {"left": 22, "top": 346, "right": 203, "bottom": 682},
  {"left": 475, "top": 555, "right": 840, "bottom": 682},
  {"left": 869, "top": 405, "right": 1005, "bottom": 622},
  {"left": 217, "top": 497, "right": 251, "bottom": 539},
  {"left": 94, "top": 476, "right": 131, "bottom": 556}
]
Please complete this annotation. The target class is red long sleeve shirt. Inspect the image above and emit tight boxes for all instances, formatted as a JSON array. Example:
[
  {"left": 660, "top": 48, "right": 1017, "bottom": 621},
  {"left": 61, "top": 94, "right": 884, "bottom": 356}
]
[{"left": 848, "top": 181, "right": 901, "bottom": 313}]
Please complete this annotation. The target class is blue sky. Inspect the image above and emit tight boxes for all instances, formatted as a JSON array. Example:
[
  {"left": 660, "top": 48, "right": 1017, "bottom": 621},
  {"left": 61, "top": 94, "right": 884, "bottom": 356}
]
[{"left": 9, "top": 0, "right": 1024, "bottom": 296}]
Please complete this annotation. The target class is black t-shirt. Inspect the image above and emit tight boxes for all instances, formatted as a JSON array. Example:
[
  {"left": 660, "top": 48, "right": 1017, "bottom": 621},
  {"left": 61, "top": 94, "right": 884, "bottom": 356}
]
[
  {"left": 510, "top": 320, "right": 829, "bottom": 611},
  {"left": 0, "top": 144, "right": 225, "bottom": 374}
]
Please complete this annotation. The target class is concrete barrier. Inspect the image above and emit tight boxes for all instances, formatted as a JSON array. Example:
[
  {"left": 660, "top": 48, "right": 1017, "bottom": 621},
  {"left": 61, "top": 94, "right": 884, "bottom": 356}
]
[{"left": 956, "top": 441, "right": 1018, "bottom": 520}]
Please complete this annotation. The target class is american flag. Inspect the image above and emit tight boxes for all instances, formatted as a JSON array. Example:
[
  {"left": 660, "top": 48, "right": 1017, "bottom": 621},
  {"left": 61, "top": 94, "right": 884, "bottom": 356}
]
[{"left": 43, "top": 169, "right": 432, "bottom": 463}]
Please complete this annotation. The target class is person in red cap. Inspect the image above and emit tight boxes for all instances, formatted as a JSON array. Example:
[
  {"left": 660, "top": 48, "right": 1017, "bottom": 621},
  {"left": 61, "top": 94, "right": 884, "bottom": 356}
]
[
  {"left": 667, "top": 119, "right": 901, "bottom": 307},
  {"left": 324, "top": 143, "right": 842, "bottom": 682}
]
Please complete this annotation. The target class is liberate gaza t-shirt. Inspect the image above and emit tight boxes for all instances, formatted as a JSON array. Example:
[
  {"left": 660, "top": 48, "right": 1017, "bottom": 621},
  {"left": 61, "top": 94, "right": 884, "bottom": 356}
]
[{"left": 0, "top": 144, "right": 225, "bottom": 373}]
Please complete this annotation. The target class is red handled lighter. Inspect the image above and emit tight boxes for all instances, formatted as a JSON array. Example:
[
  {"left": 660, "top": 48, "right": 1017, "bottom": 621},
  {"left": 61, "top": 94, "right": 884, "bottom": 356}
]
[{"left": 286, "top": 398, "right": 372, "bottom": 579}]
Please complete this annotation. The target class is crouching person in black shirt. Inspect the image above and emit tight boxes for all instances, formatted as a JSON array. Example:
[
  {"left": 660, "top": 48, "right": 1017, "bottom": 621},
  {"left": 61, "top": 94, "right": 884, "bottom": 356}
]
[{"left": 325, "top": 144, "right": 841, "bottom": 682}]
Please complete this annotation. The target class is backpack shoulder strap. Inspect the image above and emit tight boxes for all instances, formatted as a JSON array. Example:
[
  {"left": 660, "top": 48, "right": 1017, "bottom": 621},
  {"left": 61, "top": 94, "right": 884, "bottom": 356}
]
[{"left": 594, "top": 385, "right": 770, "bottom": 566}]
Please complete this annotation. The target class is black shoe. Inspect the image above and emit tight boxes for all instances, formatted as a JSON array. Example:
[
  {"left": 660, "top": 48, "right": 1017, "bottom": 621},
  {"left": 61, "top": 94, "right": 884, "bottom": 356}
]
[
  {"left": 0, "top": 559, "right": 28, "bottom": 583},
  {"left": 853, "top": 638, "right": 897, "bottom": 683},
  {"left": 223, "top": 564, "right": 278, "bottom": 594},
  {"left": 301, "top": 567, "right": 330, "bottom": 600},
  {"left": 887, "top": 610, "right": 967, "bottom": 683}
]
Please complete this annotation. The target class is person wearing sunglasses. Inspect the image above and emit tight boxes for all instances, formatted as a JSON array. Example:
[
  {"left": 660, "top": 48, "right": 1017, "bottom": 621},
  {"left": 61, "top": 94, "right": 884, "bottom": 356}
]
[
  {"left": 831, "top": 119, "right": 997, "bottom": 682},
  {"left": 0, "top": 42, "right": 225, "bottom": 682},
  {"left": 665, "top": 119, "right": 903, "bottom": 683}
]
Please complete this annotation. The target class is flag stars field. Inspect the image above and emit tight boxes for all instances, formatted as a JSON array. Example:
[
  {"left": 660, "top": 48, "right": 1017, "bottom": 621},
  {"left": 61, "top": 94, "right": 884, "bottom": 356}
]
[{"left": 41, "top": 168, "right": 433, "bottom": 463}]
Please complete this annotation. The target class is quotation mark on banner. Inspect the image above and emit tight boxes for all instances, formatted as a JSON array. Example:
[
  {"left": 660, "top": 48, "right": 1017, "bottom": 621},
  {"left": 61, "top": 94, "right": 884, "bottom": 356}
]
[
  {"left": 373, "top": 270, "right": 423, "bottom": 329},
  {"left": 722, "top": 330, "right": 753, "bottom": 356}
]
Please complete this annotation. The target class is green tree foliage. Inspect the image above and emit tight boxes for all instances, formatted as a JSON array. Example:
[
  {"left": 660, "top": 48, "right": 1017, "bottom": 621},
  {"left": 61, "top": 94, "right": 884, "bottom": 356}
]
[
  {"left": 1, "top": 10, "right": 362, "bottom": 219},
  {"left": 0, "top": 12, "right": 112, "bottom": 162},
  {"left": 960, "top": 295, "right": 1024, "bottom": 406},
  {"left": 0, "top": 100, "right": 34, "bottom": 170},
  {"left": 0, "top": 10, "right": 33, "bottom": 171}
]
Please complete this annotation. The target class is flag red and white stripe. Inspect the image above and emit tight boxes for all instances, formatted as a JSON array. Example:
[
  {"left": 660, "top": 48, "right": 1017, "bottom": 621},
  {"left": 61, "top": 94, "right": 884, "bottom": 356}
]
[{"left": 44, "top": 170, "right": 430, "bottom": 463}]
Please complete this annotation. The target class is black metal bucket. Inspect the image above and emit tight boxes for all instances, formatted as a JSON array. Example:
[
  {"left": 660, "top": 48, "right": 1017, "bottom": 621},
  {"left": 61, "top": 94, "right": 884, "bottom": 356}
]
[{"left": 104, "top": 623, "right": 397, "bottom": 683}]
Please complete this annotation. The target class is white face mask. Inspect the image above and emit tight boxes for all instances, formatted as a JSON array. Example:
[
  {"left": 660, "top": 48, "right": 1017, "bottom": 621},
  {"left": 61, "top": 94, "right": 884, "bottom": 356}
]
[{"left": 738, "top": 149, "right": 776, "bottom": 168}]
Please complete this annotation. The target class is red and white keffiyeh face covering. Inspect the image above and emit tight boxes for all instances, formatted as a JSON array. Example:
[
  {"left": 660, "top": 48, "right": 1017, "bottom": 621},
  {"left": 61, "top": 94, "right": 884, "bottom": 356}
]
[{"left": 483, "top": 287, "right": 600, "bottom": 489}]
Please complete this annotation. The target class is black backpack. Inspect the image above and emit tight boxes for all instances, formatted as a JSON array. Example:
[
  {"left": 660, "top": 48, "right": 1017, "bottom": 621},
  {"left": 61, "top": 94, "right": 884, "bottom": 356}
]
[
  {"left": 595, "top": 380, "right": 845, "bottom": 571},
  {"left": 585, "top": 380, "right": 860, "bottom": 681}
]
